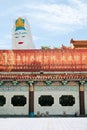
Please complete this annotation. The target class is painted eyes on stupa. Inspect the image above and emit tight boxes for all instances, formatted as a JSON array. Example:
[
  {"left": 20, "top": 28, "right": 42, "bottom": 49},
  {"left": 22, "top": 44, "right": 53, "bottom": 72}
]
[
  {"left": 15, "top": 36, "right": 19, "bottom": 38},
  {"left": 15, "top": 35, "right": 26, "bottom": 38},
  {"left": 15, "top": 32, "right": 27, "bottom": 38}
]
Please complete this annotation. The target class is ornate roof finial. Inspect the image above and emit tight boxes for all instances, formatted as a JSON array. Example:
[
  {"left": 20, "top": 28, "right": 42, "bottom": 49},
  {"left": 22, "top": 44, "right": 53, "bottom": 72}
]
[{"left": 15, "top": 17, "right": 25, "bottom": 31}]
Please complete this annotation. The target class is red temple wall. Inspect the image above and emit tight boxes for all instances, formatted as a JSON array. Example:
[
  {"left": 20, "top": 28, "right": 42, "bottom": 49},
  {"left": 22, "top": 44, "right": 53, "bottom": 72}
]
[{"left": 0, "top": 49, "right": 87, "bottom": 71}]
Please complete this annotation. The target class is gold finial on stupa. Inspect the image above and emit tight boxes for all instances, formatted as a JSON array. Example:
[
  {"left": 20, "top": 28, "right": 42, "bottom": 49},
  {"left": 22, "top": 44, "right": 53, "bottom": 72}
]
[
  {"left": 15, "top": 17, "right": 25, "bottom": 30},
  {"left": 16, "top": 17, "right": 24, "bottom": 27}
]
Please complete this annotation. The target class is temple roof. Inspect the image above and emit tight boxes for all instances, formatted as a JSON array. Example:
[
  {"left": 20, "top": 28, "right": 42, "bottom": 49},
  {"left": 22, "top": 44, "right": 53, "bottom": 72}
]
[
  {"left": 70, "top": 38, "right": 87, "bottom": 48},
  {"left": 0, "top": 73, "right": 86, "bottom": 81}
]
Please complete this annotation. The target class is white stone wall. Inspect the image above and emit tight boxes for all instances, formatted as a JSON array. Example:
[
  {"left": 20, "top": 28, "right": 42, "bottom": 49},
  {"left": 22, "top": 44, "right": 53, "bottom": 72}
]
[
  {"left": 34, "top": 86, "right": 79, "bottom": 115},
  {"left": 0, "top": 85, "right": 29, "bottom": 115}
]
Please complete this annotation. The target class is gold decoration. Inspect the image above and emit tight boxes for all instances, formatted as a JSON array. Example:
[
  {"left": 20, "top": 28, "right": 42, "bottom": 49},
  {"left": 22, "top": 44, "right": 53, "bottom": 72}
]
[
  {"left": 2, "top": 50, "right": 15, "bottom": 72},
  {"left": 15, "top": 17, "right": 24, "bottom": 28},
  {"left": 29, "top": 85, "right": 34, "bottom": 92},
  {"left": 80, "top": 85, "right": 84, "bottom": 91}
]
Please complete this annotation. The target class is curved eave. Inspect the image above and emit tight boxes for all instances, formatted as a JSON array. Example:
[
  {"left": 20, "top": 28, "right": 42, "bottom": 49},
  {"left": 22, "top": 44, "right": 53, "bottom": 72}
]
[{"left": 0, "top": 73, "right": 87, "bottom": 81}]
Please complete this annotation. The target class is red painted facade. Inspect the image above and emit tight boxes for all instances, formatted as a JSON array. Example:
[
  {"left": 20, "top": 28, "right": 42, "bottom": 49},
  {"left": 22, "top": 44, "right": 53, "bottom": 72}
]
[{"left": 0, "top": 49, "right": 87, "bottom": 72}]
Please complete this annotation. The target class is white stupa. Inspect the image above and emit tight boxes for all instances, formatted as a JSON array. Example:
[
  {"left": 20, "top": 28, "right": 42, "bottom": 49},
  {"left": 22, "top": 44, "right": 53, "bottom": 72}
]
[{"left": 12, "top": 17, "right": 35, "bottom": 49}]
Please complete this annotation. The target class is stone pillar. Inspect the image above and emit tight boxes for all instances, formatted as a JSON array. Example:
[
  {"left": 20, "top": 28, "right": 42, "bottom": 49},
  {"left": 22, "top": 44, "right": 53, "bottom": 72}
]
[
  {"left": 79, "top": 82, "right": 85, "bottom": 115},
  {"left": 29, "top": 82, "right": 34, "bottom": 117}
]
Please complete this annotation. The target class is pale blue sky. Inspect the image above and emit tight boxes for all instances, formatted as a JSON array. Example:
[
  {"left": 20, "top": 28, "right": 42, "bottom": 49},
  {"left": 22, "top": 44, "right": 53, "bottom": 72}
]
[{"left": 0, "top": 0, "right": 87, "bottom": 49}]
